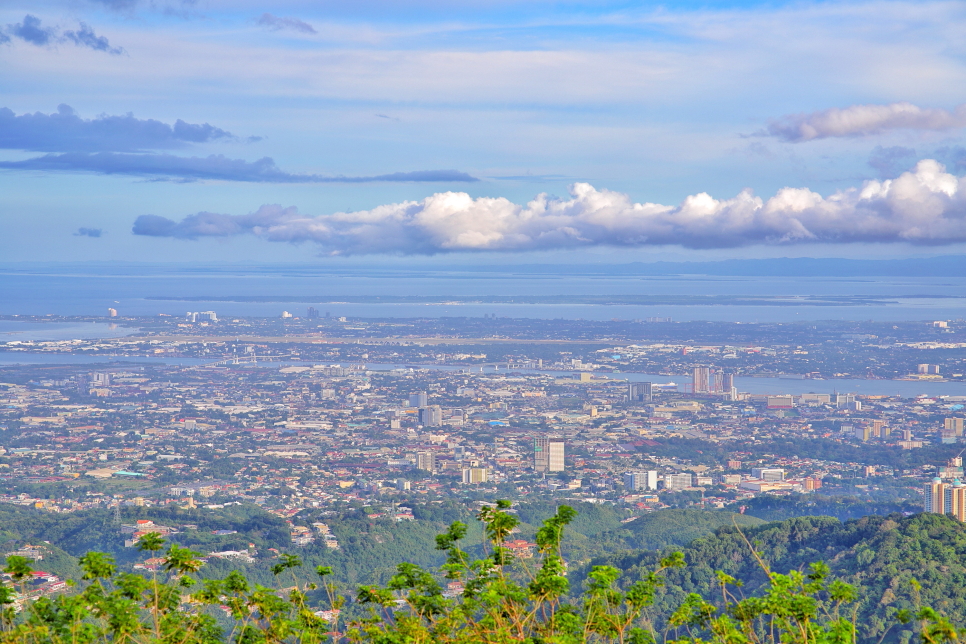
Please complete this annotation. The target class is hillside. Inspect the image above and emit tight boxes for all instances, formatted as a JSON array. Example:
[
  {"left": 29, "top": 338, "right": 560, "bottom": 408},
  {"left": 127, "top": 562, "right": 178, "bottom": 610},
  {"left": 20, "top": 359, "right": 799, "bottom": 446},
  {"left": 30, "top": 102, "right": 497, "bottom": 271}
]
[
  {"left": 0, "top": 502, "right": 763, "bottom": 588},
  {"left": 582, "top": 513, "right": 966, "bottom": 643}
]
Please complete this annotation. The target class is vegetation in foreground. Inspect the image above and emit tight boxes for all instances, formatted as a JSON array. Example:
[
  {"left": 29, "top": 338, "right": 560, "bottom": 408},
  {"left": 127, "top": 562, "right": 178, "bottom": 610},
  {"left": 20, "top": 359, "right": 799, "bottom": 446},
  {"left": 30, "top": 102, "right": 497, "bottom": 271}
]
[{"left": 0, "top": 503, "right": 959, "bottom": 644}]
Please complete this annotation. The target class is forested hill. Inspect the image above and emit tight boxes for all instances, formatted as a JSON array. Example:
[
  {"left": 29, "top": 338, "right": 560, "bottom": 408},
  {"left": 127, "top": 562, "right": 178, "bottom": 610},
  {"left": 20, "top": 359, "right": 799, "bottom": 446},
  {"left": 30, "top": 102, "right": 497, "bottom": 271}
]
[{"left": 581, "top": 513, "right": 966, "bottom": 643}]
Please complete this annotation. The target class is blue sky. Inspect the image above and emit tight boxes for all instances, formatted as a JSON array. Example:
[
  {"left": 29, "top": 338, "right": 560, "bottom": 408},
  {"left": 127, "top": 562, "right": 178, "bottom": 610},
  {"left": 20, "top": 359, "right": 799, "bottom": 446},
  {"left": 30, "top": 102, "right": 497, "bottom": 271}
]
[{"left": 3, "top": 0, "right": 966, "bottom": 263}]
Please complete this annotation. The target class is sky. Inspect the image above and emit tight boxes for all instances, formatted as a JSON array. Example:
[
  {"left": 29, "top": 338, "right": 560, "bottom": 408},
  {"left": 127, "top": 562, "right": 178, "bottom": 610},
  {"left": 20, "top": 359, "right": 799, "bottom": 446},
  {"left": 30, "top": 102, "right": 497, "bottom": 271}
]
[{"left": 3, "top": 0, "right": 966, "bottom": 264}]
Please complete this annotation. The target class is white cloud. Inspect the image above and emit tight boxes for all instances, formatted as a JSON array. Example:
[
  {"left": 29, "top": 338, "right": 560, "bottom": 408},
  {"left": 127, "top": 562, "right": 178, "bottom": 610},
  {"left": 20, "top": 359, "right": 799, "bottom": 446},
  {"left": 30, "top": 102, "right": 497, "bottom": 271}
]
[
  {"left": 767, "top": 102, "right": 966, "bottom": 142},
  {"left": 134, "top": 159, "right": 966, "bottom": 253}
]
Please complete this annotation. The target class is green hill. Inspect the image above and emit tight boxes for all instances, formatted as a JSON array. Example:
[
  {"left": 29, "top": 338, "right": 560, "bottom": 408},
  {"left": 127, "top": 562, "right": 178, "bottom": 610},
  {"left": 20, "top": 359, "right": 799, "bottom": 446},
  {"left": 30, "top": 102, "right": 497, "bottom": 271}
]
[{"left": 581, "top": 513, "right": 966, "bottom": 642}]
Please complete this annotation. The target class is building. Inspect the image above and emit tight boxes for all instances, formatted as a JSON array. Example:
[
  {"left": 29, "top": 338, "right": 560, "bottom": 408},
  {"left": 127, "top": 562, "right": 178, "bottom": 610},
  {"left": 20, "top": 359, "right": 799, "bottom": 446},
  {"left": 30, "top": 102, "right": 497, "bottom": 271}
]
[
  {"left": 415, "top": 451, "right": 436, "bottom": 472},
  {"left": 692, "top": 367, "right": 733, "bottom": 394},
  {"left": 872, "top": 419, "right": 889, "bottom": 438},
  {"left": 803, "top": 477, "right": 823, "bottom": 491},
  {"left": 623, "top": 470, "right": 658, "bottom": 491},
  {"left": 628, "top": 382, "right": 652, "bottom": 403},
  {"left": 461, "top": 468, "right": 488, "bottom": 484},
  {"left": 186, "top": 311, "right": 218, "bottom": 323},
  {"left": 923, "top": 477, "right": 966, "bottom": 520},
  {"left": 918, "top": 364, "right": 940, "bottom": 375},
  {"left": 107, "top": 308, "right": 117, "bottom": 317},
  {"left": 409, "top": 392, "right": 428, "bottom": 407},
  {"left": 800, "top": 393, "right": 832, "bottom": 405},
  {"left": 534, "top": 437, "right": 565, "bottom": 472},
  {"left": 751, "top": 468, "right": 785, "bottom": 481},
  {"left": 766, "top": 395, "right": 794, "bottom": 409},
  {"left": 306, "top": 307, "right": 320, "bottom": 319},
  {"left": 925, "top": 478, "right": 946, "bottom": 513},
  {"left": 692, "top": 367, "right": 710, "bottom": 393},
  {"left": 665, "top": 473, "right": 694, "bottom": 490},
  {"left": 418, "top": 405, "right": 442, "bottom": 427},
  {"left": 939, "top": 457, "right": 964, "bottom": 480},
  {"left": 948, "top": 481, "right": 966, "bottom": 522},
  {"left": 945, "top": 418, "right": 965, "bottom": 437},
  {"left": 727, "top": 459, "right": 742, "bottom": 470},
  {"left": 722, "top": 372, "right": 736, "bottom": 399},
  {"left": 835, "top": 393, "right": 856, "bottom": 407},
  {"left": 854, "top": 425, "right": 872, "bottom": 442}
]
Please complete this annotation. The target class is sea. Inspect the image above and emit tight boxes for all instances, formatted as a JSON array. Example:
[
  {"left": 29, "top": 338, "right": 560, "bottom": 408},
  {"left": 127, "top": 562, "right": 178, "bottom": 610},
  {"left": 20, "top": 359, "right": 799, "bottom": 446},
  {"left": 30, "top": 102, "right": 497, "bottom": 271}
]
[
  {"left": 0, "top": 263, "right": 964, "bottom": 397},
  {"left": 0, "top": 263, "right": 965, "bottom": 322}
]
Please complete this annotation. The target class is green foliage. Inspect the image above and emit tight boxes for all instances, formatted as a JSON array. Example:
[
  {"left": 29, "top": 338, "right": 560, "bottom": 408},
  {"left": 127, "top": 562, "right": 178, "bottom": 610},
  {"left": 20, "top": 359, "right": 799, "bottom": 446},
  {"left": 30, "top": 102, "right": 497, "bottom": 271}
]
[
  {"left": 583, "top": 513, "right": 966, "bottom": 643},
  {"left": 0, "top": 505, "right": 958, "bottom": 644},
  {"left": 734, "top": 494, "right": 920, "bottom": 522}
]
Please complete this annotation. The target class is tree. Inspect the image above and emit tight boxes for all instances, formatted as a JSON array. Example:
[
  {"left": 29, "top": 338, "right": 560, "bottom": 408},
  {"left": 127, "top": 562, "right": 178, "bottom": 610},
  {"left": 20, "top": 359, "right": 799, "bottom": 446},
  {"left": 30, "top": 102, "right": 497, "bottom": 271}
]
[{"left": 0, "top": 505, "right": 958, "bottom": 644}]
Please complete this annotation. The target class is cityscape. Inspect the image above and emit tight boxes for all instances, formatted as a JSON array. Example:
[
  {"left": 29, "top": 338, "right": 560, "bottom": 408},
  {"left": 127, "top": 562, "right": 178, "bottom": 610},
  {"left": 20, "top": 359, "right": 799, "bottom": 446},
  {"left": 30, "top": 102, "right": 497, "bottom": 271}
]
[{"left": 4, "top": 0, "right": 966, "bottom": 639}]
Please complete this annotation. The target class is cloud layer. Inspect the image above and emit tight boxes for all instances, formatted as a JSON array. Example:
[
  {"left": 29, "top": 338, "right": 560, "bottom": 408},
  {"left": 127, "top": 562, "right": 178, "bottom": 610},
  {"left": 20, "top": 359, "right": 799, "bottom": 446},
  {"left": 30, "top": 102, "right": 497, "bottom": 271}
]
[
  {"left": 767, "top": 103, "right": 966, "bottom": 142},
  {"left": 0, "top": 151, "right": 478, "bottom": 183},
  {"left": 257, "top": 13, "right": 316, "bottom": 34},
  {"left": 4, "top": 15, "right": 123, "bottom": 54},
  {"left": 0, "top": 105, "right": 231, "bottom": 153},
  {"left": 131, "top": 159, "right": 966, "bottom": 253}
]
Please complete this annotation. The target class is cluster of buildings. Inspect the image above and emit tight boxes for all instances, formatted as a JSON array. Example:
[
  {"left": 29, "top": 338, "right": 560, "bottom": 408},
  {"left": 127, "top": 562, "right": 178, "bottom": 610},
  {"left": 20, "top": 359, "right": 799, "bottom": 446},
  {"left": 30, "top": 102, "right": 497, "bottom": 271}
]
[{"left": 0, "top": 345, "right": 961, "bottom": 526}]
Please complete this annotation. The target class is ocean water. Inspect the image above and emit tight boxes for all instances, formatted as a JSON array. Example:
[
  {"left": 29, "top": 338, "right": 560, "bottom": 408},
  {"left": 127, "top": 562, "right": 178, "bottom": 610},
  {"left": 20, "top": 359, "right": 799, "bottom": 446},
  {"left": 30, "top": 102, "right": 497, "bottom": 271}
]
[{"left": 0, "top": 263, "right": 964, "bottom": 322}]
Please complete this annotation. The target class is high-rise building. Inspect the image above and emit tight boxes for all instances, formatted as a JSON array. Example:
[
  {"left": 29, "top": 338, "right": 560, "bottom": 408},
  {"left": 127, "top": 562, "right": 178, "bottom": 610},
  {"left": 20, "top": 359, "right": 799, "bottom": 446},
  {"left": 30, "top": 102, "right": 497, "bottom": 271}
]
[
  {"left": 945, "top": 418, "right": 965, "bottom": 437},
  {"left": 925, "top": 478, "right": 946, "bottom": 513},
  {"left": 534, "top": 437, "right": 549, "bottom": 471},
  {"left": 534, "top": 437, "right": 565, "bottom": 472},
  {"left": 547, "top": 438, "right": 565, "bottom": 472},
  {"left": 854, "top": 425, "right": 871, "bottom": 442},
  {"left": 835, "top": 393, "right": 856, "bottom": 407},
  {"left": 409, "top": 392, "right": 428, "bottom": 407},
  {"left": 107, "top": 308, "right": 117, "bottom": 318},
  {"left": 623, "top": 471, "right": 658, "bottom": 491},
  {"left": 919, "top": 364, "right": 940, "bottom": 375},
  {"left": 418, "top": 405, "right": 442, "bottom": 427},
  {"left": 461, "top": 468, "right": 488, "bottom": 484},
  {"left": 872, "top": 420, "right": 888, "bottom": 438},
  {"left": 415, "top": 451, "right": 436, "bottom": 472},
  {"left": 306, "top": 307, "right": 320, "bottom": 319},
  {"left": 628, "top": 382, "right": 652, "bottom": 402},
  {"left": 692, "top": 367, "right": 732, "bottom": 394},
  {"left": 692, "top": 367, "right": 710, "bottom": 393},
  {"left": 948, "top": 481, "right": 966, "bottom": 522}
]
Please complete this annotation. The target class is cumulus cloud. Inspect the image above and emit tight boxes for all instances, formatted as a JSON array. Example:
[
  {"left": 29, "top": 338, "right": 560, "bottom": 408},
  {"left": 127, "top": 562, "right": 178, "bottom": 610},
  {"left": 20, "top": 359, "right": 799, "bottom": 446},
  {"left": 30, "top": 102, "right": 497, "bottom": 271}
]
[
  {"left": 766, "top": 102, "right": 966, "bottom": 142},
  {"left": 0, "top": 151, "right": 478, "bottom": 183},
  {"left": 0, "top": 105, "right": 232, "bottom": 153},
  {"left": 74, "top": 227, "right": 103, "bottom": 237},
  {"left": 257, "top": 13, "right": 316, "bottom": 34},
  {"left": 63, "top": 24, "right": 124, "bottom": 54},
  {"left": 133, "top": 160, "right": 966, "bottom": 253}
]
